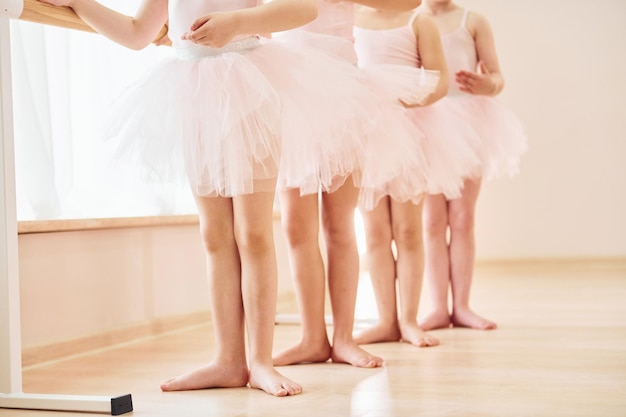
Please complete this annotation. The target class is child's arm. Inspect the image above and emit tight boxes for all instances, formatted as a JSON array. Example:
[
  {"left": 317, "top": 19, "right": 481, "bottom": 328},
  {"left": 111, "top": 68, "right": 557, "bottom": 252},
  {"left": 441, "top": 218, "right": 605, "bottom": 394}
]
[
  {"left": 455, "top": 12, "right": 504, "bottom": 96},
  {"left": 344, "top": 0, "right": 421, "bottom": 12},
  {"left": 325, "top": 0, "right": 421, "bottom": 12},
  {"left": 406, "top": 13, "right": 448, "bottom": 107},
  {"left": 183, "top": 0, "right": 317, "bottom": 47},
  {"left": 37, "top": 0, "right": 168, "bottom": 50}
]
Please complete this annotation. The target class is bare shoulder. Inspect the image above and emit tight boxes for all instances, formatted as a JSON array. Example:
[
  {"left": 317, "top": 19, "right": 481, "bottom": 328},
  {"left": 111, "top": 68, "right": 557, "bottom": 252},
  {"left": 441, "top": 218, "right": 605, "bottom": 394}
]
[
  {"left": 466, "top": 10, "right": 493, "bottom": 38},
  {"left": 413, "top": 12, "right": 438, "bottom": 34}
]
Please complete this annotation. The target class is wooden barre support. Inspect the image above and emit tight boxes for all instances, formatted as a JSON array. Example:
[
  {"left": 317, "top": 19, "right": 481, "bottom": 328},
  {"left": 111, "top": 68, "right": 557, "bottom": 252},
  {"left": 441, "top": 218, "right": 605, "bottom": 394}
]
[
  {"left": 2, "top": 0, "right": 168, "bottom": 44},
  {"left": 0, "top": 393, "right": 133, "bottom": 415}
]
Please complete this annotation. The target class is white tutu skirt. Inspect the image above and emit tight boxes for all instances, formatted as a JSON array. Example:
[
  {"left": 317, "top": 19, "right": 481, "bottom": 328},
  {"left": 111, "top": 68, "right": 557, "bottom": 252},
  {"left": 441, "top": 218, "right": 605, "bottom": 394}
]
[
  {"left": 104, "top": 36, "right": 386, "bottom": 197},
  {"left": 442, "top": 95, "right": 528, "bottom": 181}
]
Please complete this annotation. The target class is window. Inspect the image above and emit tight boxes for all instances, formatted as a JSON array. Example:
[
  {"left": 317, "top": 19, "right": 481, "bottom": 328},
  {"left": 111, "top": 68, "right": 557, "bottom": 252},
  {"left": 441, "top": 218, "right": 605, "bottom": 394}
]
[{"left": 10, "top": 3, "right": 196, "bottom": 221}]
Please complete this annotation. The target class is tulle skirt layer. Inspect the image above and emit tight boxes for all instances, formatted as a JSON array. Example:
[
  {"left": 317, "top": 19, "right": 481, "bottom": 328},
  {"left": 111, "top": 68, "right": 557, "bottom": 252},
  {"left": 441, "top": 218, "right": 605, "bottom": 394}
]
[
  {"left": 442, "top": 95, "right": 528, "bottom": 181},
  {"left": 406, "top": 100, "right": 483, "bottom": 199},
  {"left": 359, "top": 64, "right": 440, "bottom": 108},
  {"left": 263, "top": 35, "right": 375, "bottom": 195},
  {"left": 104, "top": 36, "right": 388, "bottom": 197},
  {"left": 274, "top": 31, "right": 440, "bottom": 209},
  {"left": 356, "top": 65, "right": 440, "bottom": 210},
  {"left": 104, "top": 38, "right": 280, "bottom": 197}
]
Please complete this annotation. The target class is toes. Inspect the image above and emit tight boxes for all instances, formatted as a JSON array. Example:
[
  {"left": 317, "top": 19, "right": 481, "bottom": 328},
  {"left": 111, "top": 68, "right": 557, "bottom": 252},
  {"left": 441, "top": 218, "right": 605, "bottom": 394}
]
[
  {"left": 358, "top": 357, "right": 378, "bottom": 368},
  {"left": 358, "top": 356, "right": 383, "bottom": 368},
  {"left": 283, "top": 382, "right": 302, "bottom": 396},
  {"left": 273, "top": 387, "right": 288, "bottom": 397},
  {"left": 160, "top": 379, "right": 176, "bottom": 391},
  {"left": 425, "top": 335, "right": 440, "bottom": 346},
  {"left": 273, "top": 381, "right": 303, "bottom": 396}
]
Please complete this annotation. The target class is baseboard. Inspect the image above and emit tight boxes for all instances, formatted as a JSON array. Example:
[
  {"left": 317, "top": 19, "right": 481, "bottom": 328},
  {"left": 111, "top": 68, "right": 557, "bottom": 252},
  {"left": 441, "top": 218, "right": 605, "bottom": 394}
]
[{"left": 22, "top": 310, "right": 212, "bottom": 368}]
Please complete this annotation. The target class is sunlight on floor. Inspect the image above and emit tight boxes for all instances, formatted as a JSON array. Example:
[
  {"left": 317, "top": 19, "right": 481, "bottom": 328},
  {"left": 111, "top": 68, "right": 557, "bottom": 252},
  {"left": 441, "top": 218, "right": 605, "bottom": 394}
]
[{"left": 354, "top": 209, "right": 378, "bottom": 324}]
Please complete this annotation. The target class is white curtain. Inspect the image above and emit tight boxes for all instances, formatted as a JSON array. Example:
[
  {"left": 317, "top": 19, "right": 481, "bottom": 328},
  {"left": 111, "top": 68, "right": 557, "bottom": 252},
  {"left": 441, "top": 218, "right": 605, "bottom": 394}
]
[{"left": 10, "top": 2, "right": 196, "bottom": 220}]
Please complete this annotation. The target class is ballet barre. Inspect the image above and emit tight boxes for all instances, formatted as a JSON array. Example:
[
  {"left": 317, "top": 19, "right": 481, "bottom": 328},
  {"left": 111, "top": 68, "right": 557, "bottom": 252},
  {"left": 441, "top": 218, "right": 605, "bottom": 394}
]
[{"left": 0, "top": 1, "right": 145, "bottom": 414}]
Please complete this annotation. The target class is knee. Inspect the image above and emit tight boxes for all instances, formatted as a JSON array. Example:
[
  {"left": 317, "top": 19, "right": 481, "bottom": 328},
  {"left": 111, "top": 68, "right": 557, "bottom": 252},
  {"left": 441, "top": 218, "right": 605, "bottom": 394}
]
[
  {"left": 323, "top": 216, "right": 355, "bottom": 248},
  {"left": 364, "top": 223, "right": 392, "bottom": 252},
  {"left": 198, "top": 222, "right": 234, "bottom": 254},
  {"left": 282, "top": 217, "right": 317, "bottom": 248},
  {"left": 393, "top": 223, "right": 423, "bottom": 251},
  {"left": 449, "top": 209, "right": 475, "bottom": 236},
  {"left": 422, "top": 211, "right": 447, "bottom": 239},
  {"left": 235, "top": 228, "right": 273, "bottom": 256}
]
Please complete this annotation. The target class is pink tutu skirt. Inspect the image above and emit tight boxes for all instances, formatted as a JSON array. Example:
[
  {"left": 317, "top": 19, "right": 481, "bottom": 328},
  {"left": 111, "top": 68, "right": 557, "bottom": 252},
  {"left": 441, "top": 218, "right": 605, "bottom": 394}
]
[
  {"left": 442, "top": 94, "right": 528, "bottom": 181},
  {"left": 357, "top": 64, "right": 440, "bottom": 209},
  {"left": 406, "top": 100, "right": 483, "bottom": 199},
  {"left": 360, "top": 62, "right": 475, "bottom": 201},
  {"left": 103, "top": 36, "right": 384, "bottom": 197},
  {"left": 274, "top": 30, "right": 440, "bottom": 210}
]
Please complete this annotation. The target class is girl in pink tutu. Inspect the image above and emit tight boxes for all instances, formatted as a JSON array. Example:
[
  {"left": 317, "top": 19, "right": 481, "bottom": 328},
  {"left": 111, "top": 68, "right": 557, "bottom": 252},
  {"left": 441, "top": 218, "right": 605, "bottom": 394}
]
[
  {"left": 36, "top": 0, "right": 407, "bottom": 396},
  {"left": 270, "top": 0, "right": 430, "bottom": 369},
  {"left": 352, "top": 5, "right": 480, "bottom": 347},
  {"left": 418, "top": 0, "right": 527, "bottom": 331}
]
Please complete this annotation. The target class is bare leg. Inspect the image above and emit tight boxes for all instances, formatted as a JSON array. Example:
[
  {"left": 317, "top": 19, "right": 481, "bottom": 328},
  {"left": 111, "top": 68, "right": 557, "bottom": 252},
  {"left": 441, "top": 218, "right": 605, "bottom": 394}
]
[
  {"left": 354, "top": 197, "right": 402, "bottom": 345},
  {"left": 323, "top": 180, "right": 383, "bottom": 368},
  {"left": 392, "top": 199, "right": 439, "bottom": 347},
  {"left": 161, "top": 195, "right": 249, "bottom": 392},
  {"left": 162, "top": 192, "right": 301, "bottom": 397},
  {"left": 420, "top": 194, "right": 453, "bottom": 330},
  {"left": 448, "top": 179, "right": 496, "bottom": 330},
  {"left": 233, "top": 191, "right": 302, "bottom": 395},
  {"left": 273, "top": 190, "right": 331, "bottom": 365}
]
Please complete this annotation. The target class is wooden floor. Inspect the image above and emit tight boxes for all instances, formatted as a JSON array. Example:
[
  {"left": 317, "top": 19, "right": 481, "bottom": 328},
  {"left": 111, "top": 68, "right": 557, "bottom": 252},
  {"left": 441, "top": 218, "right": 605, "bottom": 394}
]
[{"left": 2, "top": 260, "right": 626, "bottom": 417}]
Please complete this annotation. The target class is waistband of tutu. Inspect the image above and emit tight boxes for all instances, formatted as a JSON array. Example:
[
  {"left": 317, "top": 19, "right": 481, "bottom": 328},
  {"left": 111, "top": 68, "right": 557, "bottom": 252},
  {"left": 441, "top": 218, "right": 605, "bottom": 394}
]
[{"left": 175, "top": 36, "right": 261, "bottom": 60}]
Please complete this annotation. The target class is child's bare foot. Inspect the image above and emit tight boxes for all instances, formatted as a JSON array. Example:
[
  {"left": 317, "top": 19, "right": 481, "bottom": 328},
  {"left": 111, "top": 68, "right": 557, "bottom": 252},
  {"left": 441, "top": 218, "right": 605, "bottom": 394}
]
[
  {"left": 399, "top": 321, "right": 439, "bottom": 347},
  {"left": 160, "top": 361, "right": 249, "bottom": 391},
  {"left": 331, "top": 340, "right": 384, "bottom": 368},
  {"left": 354, "top": 322, "right": 401, "bottom": 345},
  {"left": 419, "top": 309, "right": 452, "bottom": 331},
  {"left": 451, "top": 308, "right": 497, "bottom": 330},
  {"left": 249, "top": 364, "right": 302, "bottom": 397},
  {"left": 272, "top": 339, "right": 332, "bottom": 366}
]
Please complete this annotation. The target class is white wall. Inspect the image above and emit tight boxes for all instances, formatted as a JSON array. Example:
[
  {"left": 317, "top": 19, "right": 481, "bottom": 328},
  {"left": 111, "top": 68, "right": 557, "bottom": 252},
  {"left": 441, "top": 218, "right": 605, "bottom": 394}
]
[
  {"left": 18, "top": 225, "right": 206, "bottom": 347},
  {"left": 462, "top": 0, "right": 626, "bottom": 259}
]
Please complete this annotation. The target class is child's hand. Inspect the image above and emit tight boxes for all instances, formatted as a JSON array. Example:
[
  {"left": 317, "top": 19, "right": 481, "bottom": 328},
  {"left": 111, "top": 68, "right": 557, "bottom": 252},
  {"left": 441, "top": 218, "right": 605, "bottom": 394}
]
[
  {"left": 182, "top": 12, "right": 239, "bottom": 48},
  {"left": 153, "top": 33, "right": 171, "bottom": 46},
  {"left": 455, "top": 61, "right": 497, "bottom": 96},
  {"left": 398, "top": 98, "right": 423, "bottom": 109},
  {"left": 37, "top": 0, "right": 73, "bottom": 6}
]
